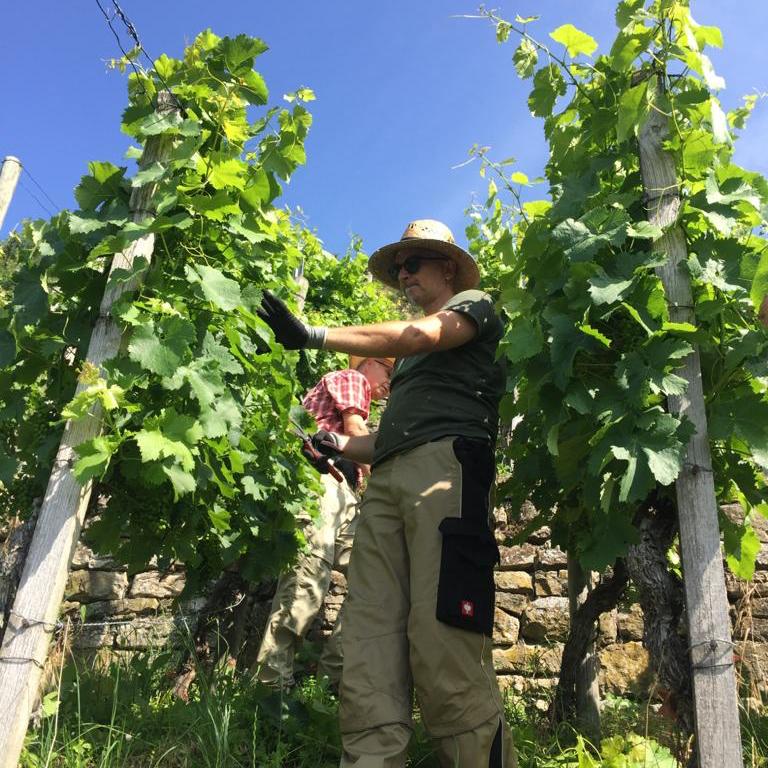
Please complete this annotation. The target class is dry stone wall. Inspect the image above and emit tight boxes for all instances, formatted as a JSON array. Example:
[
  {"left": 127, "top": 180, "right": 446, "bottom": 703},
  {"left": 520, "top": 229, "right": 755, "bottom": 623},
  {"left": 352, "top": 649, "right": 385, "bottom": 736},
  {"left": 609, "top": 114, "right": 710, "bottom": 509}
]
[
  {"left": 2, "top": 504, "right": 764, "bottom": 706},
  {"left": 59, "top": 539, "right": 197, "bottom": 653}
]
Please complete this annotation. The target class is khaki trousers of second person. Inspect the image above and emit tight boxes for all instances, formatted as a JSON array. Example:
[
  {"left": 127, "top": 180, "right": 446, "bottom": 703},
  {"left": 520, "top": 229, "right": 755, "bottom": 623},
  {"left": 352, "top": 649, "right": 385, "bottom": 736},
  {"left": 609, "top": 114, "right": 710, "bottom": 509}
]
[
  {"left": 339, "top": 438, "right": 517, "bottom": 768},
  {"left": 256, "top": 472, "right": 359, "bottom": 687}
]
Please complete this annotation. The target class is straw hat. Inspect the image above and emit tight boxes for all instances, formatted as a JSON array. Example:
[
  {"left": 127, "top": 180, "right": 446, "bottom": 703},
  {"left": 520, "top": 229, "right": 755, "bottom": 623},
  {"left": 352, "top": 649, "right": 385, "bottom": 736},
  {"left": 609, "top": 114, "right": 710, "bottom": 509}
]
[
  {"left": 368, "top": 219, "right": 480, "bottom": 292},
  {"left": 349, "top": 355, "right": 395, "bottom": 371}
]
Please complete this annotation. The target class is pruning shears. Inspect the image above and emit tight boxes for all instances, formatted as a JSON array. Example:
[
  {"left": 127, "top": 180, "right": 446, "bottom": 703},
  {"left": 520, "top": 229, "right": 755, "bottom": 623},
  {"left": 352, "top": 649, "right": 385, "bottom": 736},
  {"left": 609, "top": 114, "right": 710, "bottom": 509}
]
[{"left": 290, "top": 417, "right": 344, "bottom": 483}]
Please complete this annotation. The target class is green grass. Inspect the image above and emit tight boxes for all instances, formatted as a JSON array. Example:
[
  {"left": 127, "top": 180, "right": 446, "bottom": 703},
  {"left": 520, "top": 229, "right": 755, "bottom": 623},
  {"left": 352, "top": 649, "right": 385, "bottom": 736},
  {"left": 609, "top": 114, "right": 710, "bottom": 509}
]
[{"left": 20, "top": 649, "right": 767, "bottom": 767}]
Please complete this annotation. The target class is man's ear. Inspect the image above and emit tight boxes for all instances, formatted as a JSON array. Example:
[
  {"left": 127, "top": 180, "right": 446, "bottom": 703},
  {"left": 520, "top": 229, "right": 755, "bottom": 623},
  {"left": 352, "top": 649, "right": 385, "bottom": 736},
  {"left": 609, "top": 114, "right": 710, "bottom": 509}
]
[{"left": 443, "top": 258, "right": 457, "bottom": 283}]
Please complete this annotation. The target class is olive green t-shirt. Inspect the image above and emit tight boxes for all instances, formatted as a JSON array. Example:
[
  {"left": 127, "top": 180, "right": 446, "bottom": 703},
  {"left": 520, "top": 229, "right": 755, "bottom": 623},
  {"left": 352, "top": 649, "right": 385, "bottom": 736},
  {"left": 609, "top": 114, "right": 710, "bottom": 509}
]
[{"left": 373, "top": 289, "right": 505, "bottom": 466}]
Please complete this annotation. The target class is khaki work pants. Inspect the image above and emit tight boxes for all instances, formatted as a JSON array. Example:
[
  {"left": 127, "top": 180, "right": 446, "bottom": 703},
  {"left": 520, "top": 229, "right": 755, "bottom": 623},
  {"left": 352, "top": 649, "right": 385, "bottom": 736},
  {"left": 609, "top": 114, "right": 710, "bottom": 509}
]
[
  {"left": 339, "top": 438, "right": 517, "bottom": 767},
  {"left": 256, "top": 473, "right": 359, "bottom": 687}
]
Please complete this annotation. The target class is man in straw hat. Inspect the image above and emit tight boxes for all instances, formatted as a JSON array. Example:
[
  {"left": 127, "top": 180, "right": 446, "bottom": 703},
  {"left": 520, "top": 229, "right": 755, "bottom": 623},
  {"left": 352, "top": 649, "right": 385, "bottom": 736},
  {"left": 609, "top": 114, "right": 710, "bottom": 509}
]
[
  {"left": 257, "top": 219, "right": 515, "bottom": 767},
  {"left": 256, "top": 355, "right": 393, "bottom": 689}
]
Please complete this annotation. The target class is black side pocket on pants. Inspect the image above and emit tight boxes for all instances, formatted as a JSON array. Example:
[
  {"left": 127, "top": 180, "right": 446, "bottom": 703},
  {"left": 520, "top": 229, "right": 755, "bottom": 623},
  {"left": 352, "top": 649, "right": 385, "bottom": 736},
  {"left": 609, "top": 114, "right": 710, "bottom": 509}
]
[
  {"left": 436, "top": 517, "right": 498, "bottom": 635},
  {"left": 435, "top": 435, "right": 499, "bottom": 635}
]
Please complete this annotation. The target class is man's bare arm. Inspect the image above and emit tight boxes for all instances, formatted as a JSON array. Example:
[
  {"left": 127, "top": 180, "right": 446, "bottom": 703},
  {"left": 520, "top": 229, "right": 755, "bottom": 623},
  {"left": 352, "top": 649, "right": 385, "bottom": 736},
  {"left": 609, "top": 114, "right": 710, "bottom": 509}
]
[
  {"left": 324, "top": 310, "right": 476, "bottom": 358},
  {"left": 342, "top": 412, "right": 371, "bottom": 475},
  {"left": 331, "top": 432, "right": 377, "bottom": 465}
]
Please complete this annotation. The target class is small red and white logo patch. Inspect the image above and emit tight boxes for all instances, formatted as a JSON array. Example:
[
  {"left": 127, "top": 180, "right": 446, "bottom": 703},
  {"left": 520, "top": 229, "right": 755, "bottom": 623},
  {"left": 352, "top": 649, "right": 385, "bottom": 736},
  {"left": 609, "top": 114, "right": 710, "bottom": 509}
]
[{"left": 460, "top": 600, "right": 475, "bottom": 618}]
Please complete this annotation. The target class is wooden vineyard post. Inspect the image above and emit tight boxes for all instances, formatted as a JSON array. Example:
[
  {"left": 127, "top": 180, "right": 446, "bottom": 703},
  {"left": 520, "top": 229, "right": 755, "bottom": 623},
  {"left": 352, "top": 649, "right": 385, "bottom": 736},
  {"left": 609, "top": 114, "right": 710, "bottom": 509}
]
[
  {"left": 0, "top": 91, "right": 179, "bottom": 768},
  {"left": 638, "top": 85, "right": 744, "bottom": 768},
  {"left": 0, "top": 156, "right": 22, "bottom": 232}
]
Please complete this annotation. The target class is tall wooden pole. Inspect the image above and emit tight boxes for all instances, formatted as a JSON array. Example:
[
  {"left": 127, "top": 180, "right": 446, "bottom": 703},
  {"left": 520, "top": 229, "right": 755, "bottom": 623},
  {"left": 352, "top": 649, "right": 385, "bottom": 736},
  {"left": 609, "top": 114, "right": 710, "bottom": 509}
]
[
  {"left": 0, "top": 92, "right": 178, "bottom": 768},
  {"left": 638, "top": 89, "right": 744, "bottom": 768},
  {"left": 0, "top": 156, "right": 22, "bottom": 232}
]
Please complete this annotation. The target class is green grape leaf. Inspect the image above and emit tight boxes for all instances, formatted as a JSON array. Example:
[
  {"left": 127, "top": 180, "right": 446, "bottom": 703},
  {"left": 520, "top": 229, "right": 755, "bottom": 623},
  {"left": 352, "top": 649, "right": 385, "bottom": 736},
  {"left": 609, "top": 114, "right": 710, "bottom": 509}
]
[
  {"left": 749, "top": 248, "right": 768, "bottom": 310},
  {"left": 135, "top": 429, "right": 195, "bottom": 471},
  {"left": 709, "top": 391, "right": 768, "bottom": 470},
  {"left": 578, "top": 323, "right": 611, "bottom": 347},
  {"left": 617, "top": 81, "right": 648, "bottom": 141},
  {"left": 200, "top": 393, "right": 242, "bottom": 439},
  {"left": 588, "top": 271, "right": 635, "bottom": 305},
  {"left": 549, "top": 24, "right": 598, "bottom": 58},
  {"left": 240, "top": 168, "right": 272, "bottom": 209},
  {"left": 552, "top": 219, "right": 603, "bottom": 262},
  {"left": 723, "top": 517, "right": 761, "bottom": 581},
  {"left": 615, "top": 0, "right": 646, "bottom": 29},
  {"left": 201, "top": 332, "right": 244, "bottom": 374},
  {"left": 590, "top": 412, "right": 688, "bottom": 503},
  {"left": 693, "top": 24, "right": 724, "bottom": 50},
  {"left": 680, "top": 129, "right": 718, "bottom": 178},
  {"left": 708, "top": 98, "right": 731, "bottom": 145},
  {"left": 68, "top": 213, "right": 113, "bottom": 235},
  {"left": 137, "top": 110, "right": 187, "bottom": 137},
  {"left": 185, "top": 264, "right": 242, "bottom": 311},
  {"left": 74, "top": 162, "right": 126, "bottom": 211},
  {"left": 242, "top": 474, "right": 268, "bottom": 501},
  {"left": 162, "top": 464, "right": 196, "bottom": 499},
  {"left": 528, "top": 65, "right": 566, "bottom": 117},
  {"left": 642, "top": 443, "right": 684, "bottom": 486},
  {"left": 609, "top": 27, "right": 654, "bottom": 71},
  {"left": 208, "top": 504, "right": 232, "bottom": 533},
  {"left": 128, "top": 317, "right": 195, "bottom": 377},
  {"left": 181, "top": 364, "right": 225, "bottom": 410},
  {"left": 157, "top": 408, "right": 204, "bottom": 446},
  {"left": 626, "top": 221, "right": 662, "bottom": 239},
  {"left": 222, "top": 34, "right": 268, "bottom": 72},
  {"left": 547, "top": 311, "right": 593, "bottom": 390},
  {"left": 500, "top": 318, "right": 544, "bottom": 363},
  {"left": 131, "top": 161, "right": 167, "bottom": 187},
  {"left": 12, "top": 270, "right": 48, "bottom": 327},
  {"left": 704, "top": 173, "right": 761, "bottom": 210},
  {"left": 238, "top": 70, "right": 269, "bottom": 105},
  {"left": 513, "top": 39, "right": 538, "bottom": 79},
  {"left": 580, "top": 509, "right": 640, "bottom": 571},
  {"left": 208, "top": 158, "right": 245, "bottom": 190},
  {"left": 73, "top": 437, "right": 117, "bottom": 483},
  {"left": 188, "top": 191, "right": 241, "bottom": 220}
]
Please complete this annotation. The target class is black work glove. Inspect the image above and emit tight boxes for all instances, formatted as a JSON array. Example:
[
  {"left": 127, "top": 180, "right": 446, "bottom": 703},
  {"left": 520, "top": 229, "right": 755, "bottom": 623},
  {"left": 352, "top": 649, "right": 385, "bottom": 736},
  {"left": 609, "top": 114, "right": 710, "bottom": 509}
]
[
  {"left": 256, "top": 290, "right": 327, "bottom": 350},
  {"left": 310, "top": 429, "right": 342, "bottom": 458},
  {"left": 300, "top": 441, "right": 332, "bottom": 474},
  {"left": 299, "top": 430, "right": 341, "bottom": 474}
]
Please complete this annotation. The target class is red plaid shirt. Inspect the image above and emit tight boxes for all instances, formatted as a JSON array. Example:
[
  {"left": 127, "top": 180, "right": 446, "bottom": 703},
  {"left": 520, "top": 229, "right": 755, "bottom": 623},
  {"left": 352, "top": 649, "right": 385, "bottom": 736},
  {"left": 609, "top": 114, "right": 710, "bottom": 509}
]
[{"left": 302, "top": 369, "right": 371, "bottom": 433}]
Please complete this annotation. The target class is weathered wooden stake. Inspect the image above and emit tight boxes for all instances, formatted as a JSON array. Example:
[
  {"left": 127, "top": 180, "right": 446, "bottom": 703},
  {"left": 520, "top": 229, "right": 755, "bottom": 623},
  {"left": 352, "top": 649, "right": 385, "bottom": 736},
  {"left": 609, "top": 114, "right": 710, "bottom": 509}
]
[
  {"left": 0, "top": 92, "right": 178, "bottom": 768},
  {"left": 638, "top": 87, "right": 744, "bottom": 768},
  {"left": 0, "top": 156, "right": 22, "bottom": 232}
]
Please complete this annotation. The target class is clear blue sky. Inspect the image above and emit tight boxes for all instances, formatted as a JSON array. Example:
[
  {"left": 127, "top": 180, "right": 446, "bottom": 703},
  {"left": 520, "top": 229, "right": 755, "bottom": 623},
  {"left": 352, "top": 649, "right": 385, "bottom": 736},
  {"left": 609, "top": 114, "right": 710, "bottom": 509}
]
[{"left": 2, "top": 1, "right": 767, "bottom": 256}]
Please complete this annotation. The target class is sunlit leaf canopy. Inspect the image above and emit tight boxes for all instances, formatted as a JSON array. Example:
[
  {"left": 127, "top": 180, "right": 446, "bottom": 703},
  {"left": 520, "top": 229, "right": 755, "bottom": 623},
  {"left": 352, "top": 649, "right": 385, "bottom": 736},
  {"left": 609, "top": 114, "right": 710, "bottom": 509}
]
[
  {"left": 0, "top": 0, "right": 767, "bottom": 585},
  {"left": 0, "top": 30, "right": 400, "bottom": 587},
  {"left": 467, "top": 0, "right": 768, "bottom": 578}
]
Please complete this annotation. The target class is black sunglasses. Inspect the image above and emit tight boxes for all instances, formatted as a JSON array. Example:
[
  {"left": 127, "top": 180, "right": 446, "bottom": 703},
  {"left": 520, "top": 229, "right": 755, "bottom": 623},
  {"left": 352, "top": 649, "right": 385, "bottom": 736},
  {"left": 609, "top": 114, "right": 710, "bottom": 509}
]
[{"left": 387, "top": 254, "right": 449, "bottom": 282}]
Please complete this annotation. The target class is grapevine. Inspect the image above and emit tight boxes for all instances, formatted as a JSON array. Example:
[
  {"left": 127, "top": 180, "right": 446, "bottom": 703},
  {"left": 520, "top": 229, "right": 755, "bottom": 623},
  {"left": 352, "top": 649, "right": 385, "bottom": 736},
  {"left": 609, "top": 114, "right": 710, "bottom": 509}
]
[
  {"left": 0, "top": 30, "right": 400, "bottom": 587},
  {"left": 469, "top": 0, "right": 768, "bottom": 579}
]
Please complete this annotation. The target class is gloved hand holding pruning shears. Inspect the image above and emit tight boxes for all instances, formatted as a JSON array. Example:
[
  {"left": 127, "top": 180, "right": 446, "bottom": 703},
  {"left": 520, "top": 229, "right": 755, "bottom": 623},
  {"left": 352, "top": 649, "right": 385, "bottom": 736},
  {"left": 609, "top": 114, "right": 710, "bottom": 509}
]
[{"left": 290, "top": 419, "right": 345, "bottom": 483}]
